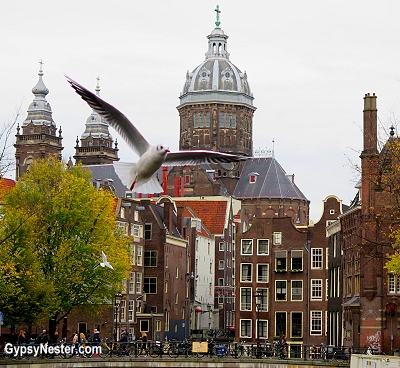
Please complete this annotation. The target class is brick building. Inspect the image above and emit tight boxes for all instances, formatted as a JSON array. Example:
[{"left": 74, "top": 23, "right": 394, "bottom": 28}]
[
  {"left": 235, "top": 195, "right": 344, "bottom": 352},
  {"left": 337, "top": 93, "right": 400, "bottom": 353}
]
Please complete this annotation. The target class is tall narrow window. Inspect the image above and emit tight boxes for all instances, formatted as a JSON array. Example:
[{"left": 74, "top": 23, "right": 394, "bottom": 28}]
[
  {"left": 311, "top": 311, "right": 322, "bottom": 335},
  {"left": 275, "top": 281, "right": 287, "bottom": 301},
  {"left": 144, "top": 224, "right": 152, "bottom": 240},
  {"left": 257, "top": 264, "right": 269, "bottom": 282},
  {"left": 275, "top": 312, "right": 287, "bottom": 336},
  {"left": 241, "top": 263, "right": 252, "bottom": 282},
  {"left": 241, "top": 239, "right": 253, "bottom": 255},
  {"left": 311, "top": 248, "right": 323, "bottom": 269},
  {"left": 240, "top": 287, "right": 252, "bottom": 310},
  {"left": 291, "top": 312, "right": 302, "bottom": 337},
  {"left": 291, "top": 280, "right": 303, "bottom": 301},
  {"left": 273, "top": 232, "right": 282, "bottom": 245},
  {"left": 257, "top": 239, "right": 269, "bottom": 255}
]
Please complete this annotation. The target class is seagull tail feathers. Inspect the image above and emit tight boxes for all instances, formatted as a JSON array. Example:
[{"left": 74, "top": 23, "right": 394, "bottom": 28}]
[
  {"left": 113, "top": 162, "right": 138, "bottom": 190},
  {"left": 133, "top": 174, "right": 163, "bottom": 194}
]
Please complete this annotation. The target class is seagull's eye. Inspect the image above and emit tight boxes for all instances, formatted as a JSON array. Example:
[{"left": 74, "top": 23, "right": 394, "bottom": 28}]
[{"left": 160, "top": 146, "right": 163, "bottom": 150}]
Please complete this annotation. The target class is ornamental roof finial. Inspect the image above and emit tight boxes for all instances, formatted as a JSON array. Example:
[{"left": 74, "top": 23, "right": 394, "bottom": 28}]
[{"left": 215, "top": 5, "right": 221, "bottom": 28}]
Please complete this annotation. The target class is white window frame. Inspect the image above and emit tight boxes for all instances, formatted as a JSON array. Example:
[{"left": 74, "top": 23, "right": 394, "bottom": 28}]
[
  {"left": 291, "top": 280, "right": 303, "bottom": 301},
  {"left": 240, "top": 263, "right": 252, "bottom": 282},
  {"left": 240, "top": 287, "right": 252, "bottom": 311},
  {"left": 257, "top": 239, "right": 269, "bottom": 255},
  {"left": 273, "top": 232, "right": 282, "bottom": 245},
  {"left": 241, "top": 239, "right": 253, "bottom": 255},
  {"left": 311, "top": 279, "right": 323, "bottom": 301},
  {"left": 311, "top": 248, "right": 323, "bottom": 269},
  {"left": 310, "top": 311, "right": 323, "bottom": 335},
  {"left": 137, "top": 246, "right": 143, "bottom": 266},
  {"left": 275, "top": 280, "right": 287, "bottom": 301},
  {"left": 257, "top": 263, "right": 269, "bottom": 283},
  {"left": 240, "top": 319, "right": 252, "bottom": 338}
]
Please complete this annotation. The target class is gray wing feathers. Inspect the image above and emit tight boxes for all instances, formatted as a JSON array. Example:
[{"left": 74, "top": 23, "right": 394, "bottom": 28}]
[
  {"left": 163, "top": 150, "right": 248, "bottom": 166},
  {"left": 66, "top": 76, "right": 149, "bottom": 157}
]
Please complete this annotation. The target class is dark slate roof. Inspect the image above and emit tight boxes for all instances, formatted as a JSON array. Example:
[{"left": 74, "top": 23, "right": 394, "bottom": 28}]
[
  {"left": 83, "top": 164, "right": 129, "bottom": 197},
  {"left": 233, "top": 157, "right": 309, "bottom": 201},
  {"left": 149, "top": 203, "right": 182, "bottom": 238}
]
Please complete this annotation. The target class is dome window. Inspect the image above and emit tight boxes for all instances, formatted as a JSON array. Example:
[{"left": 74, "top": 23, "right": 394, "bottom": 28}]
[
  {"left": 225, "top": 72, "right": 230, "bottom": 78},
  {"left": 194, "top": 112, "right": 210, "bottom": 128},
  {"left": 219, "top": 112, "right": 236, "bottom": 128}
]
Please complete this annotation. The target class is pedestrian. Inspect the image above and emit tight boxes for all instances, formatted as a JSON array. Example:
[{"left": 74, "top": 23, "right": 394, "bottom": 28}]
[
  {"left": 93, "top": 328, "right": 100, "bottom": 345},
  {"left": 140, "top": 331, "right": 148, "bottom": 356},
  {"left": 92, "top": 328, "right": 100, "bottom": 356},
  {"left": 18, "top": 330, "right": 26, "bottom": 345},
  {"left": 72, "top": 332, "right": 79, "bottom": 356},
  {"left": 119, "top": 328, "right": 128, "bottom": 355},
  {"left": 79, "top": 332, "right": 86, "bottom": 346}
]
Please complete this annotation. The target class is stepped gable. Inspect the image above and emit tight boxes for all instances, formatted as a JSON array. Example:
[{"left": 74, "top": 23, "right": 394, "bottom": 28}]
[
  {"left": 174, "top": 199, "right": 228, "bottom": 235},
  {"left": 233, "top": 156, "right": 308, "bottom": 201}
]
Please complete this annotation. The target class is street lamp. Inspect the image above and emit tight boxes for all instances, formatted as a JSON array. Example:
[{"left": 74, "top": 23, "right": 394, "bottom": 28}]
[
  {"left": 113, "top": 292, "right": 123, "bottom": 341},
  {"left": 254, "top": 292, "right": 262, "bottom": 358}
]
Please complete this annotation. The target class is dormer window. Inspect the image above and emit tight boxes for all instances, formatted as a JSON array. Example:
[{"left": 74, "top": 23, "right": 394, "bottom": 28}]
[{"left": 249, "top": 172, "right": 259, "bottom": 184}]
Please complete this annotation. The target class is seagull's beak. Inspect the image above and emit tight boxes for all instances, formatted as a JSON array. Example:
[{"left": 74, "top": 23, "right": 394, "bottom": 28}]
[{"left": 165, "top": 149, "right": 170, "bottom": 153}]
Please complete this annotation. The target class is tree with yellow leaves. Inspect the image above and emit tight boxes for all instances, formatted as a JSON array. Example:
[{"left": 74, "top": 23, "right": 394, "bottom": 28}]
[{"left": 0, "top": 157, "right": 130, "bottom": 330}]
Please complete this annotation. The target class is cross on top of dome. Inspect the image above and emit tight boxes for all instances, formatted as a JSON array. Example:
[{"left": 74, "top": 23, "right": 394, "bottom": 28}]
[{"left": 215, "top": 5, "right": 221, "bottom": 28}]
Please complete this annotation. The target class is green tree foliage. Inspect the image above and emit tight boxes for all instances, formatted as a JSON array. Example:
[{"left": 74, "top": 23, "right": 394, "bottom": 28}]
[{"left": 0, "top": 157, "right": 130, "bottom": 326}]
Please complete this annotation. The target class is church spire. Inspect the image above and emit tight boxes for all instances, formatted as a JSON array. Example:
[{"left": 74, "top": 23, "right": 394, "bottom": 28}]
[
  {"left": 73, "top": 77, "right": 119, "bottom": 165},
  {"left": 22, "top": 60, "right": 54, "bottom": 127},
  {"left": 15, "top": 61, "right": 63, "bottom": 180}
]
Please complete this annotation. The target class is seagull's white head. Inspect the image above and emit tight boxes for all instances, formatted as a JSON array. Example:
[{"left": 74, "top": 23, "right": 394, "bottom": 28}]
[{"left": 156, "top": 144, "right": 170, "bottom": 156}]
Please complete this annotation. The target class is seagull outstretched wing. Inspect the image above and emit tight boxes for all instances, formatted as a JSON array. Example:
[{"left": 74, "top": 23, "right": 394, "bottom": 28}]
[
  {"left": 66, "top": 76, "right": 149, "bottom": 157},
  {"left": 163, "top": 150, "right": 248, "bottom": 166},
  {"left": 100, "top": 251, "right": 114, "bottom": 270}
]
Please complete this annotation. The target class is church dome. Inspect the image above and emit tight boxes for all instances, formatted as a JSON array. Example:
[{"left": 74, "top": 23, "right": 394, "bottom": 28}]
[{"left": 179, "top": 13, "right": 253, "bottom": 107}]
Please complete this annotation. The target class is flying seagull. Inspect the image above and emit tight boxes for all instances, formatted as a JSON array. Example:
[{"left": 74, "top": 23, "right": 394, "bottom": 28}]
[
  {"left": 100, "top": 251, "right": 114, "bottom": 270},
  {"left": 66, "top": 76, "right": 248, "bottom": 194}
]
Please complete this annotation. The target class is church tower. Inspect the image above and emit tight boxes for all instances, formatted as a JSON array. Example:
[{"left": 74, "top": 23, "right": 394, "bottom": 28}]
[
  {"left": 14, "top": 61, "right": 63, "bottom": 180},
  {"left": 167, "top": 7, "right": 256, "bottom": 196},
  {"left": 178, "top": 6, "right": 256, "bottom": 156},
  {"left": 73, "top": 77, "right": 119, "bottom": 165}
]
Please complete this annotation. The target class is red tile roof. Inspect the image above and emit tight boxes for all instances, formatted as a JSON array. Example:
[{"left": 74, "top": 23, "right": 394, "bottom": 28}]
[
  {"left": 182, "top": 206, "right": 211, "bottom": 238},
  {"left": 0, "top": 178, "right": 16, "bottom": 200},
  {"left": 175, "top": 200, "right": 228, "bottom": 235}
]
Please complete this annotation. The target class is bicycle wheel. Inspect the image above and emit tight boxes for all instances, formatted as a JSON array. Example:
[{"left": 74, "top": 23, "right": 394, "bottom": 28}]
[
  {"left": 149, "top": 345, "right": 160, "bottom": 358},
  {"left": 168, "top": 345, "right": 179, "bottom": 358},
  {"left": 99, "top": 344, "right": 111, "bottom": 358},
  {"left": 251, "top": 345, "right": 262, "bottom": 359},
  {"left": 230, "top": 345, "right": 242, "bottom": 358}
]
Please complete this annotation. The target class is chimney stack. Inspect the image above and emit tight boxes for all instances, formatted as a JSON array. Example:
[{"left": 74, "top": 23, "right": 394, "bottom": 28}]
[{"left": 362, "top": 93, "right": 378, "bottom": 156}]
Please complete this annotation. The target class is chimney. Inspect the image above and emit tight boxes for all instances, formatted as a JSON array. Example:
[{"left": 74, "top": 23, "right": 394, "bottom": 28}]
[
  {"left": 174, "top": 177, "right": 184, "bottom": 197},
  {"left": 360, "top": 93, "right": 378, "bottom": 216},
  {"left": 162, "top": 166, "right": 168, "bottom": 195},
  {"left": 163, "top": 200, "right": 174, "bottom": 234},
  {"left": 177, "top": 205, "right": 184, "bottom": 237},
  {"left": 362, "top": 93, "right": 378, "bottom": 156}
]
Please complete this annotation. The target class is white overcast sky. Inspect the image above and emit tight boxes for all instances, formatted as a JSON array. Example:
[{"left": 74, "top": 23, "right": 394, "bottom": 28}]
[{"left": 1, "top": 0, "right": 400, "bottom": 222}]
